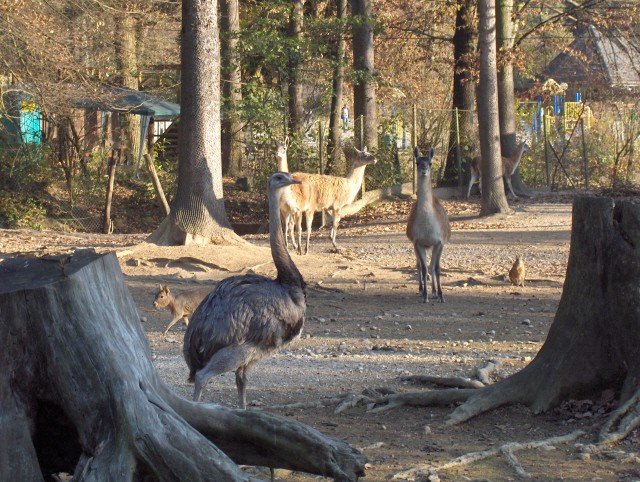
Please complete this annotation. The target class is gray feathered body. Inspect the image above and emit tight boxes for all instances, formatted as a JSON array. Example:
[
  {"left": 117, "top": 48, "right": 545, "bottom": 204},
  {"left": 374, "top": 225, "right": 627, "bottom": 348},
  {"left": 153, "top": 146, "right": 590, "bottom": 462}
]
[
  {"left": 184, "top": 273, "right": 306, "bottom": 382},
  {"left": 182, "top": 172, "right": 306, "bottom": 407}
]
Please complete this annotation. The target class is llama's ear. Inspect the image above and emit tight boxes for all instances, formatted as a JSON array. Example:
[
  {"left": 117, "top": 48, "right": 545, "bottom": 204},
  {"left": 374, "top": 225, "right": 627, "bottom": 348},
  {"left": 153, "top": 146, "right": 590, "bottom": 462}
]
[
  {"left": 284, "top": 136, "right": 289, "bottom": 148},
  {"left": 273, "top": 139, "right": 278, "bottom": 148},
  {"left": 363, "top": 145, "right": 368, "bottom": 153},
  {"left": 413, "top": 146, "right": 420, "bottom": 159},
  {"left": 428, "top": 147, "right": 435, "bottom": 159}
]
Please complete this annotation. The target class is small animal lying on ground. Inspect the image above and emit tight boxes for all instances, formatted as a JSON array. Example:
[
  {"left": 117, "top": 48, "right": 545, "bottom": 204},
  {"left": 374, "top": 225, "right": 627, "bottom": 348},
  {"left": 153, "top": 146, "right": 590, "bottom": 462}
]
[
  {"left": 152, "top": 285, "right": 212, "bottom": 335},
  {"left": 508, "top": 254, "right": 526, "bottom": 287}
]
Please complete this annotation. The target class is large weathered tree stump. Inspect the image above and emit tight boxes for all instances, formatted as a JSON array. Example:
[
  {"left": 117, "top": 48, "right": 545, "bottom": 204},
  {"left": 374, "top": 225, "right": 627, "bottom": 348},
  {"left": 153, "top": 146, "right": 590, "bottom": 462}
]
[
  {"left": 0, "top": 251, "right": 365, "bottom": 481},
  {"left": 447, "top": 197, "right": 640, "bottom": 439}
]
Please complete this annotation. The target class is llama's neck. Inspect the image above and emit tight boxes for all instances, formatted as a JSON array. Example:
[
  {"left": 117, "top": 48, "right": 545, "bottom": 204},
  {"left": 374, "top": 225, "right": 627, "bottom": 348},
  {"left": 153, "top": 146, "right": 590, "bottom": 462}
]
[
  {"left": 416, "top": 174, "right": 434, "bottom": 207},
  {"left": 270, "top": 189, "right": 303, "bottom": 287},
  {"left": 277, "top": 156, "right": 289, "bottom": 173}
]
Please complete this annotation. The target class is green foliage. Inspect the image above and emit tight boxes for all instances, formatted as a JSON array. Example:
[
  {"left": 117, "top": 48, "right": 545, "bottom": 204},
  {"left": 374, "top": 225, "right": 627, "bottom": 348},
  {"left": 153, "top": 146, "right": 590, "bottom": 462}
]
[{"left": 0, "top": 146, "right": 51, "bottom": 229}]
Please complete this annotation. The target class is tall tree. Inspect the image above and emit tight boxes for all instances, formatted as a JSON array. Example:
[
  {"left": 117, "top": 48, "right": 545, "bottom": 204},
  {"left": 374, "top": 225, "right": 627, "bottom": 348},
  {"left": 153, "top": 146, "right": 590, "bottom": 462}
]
[
  {"left": 496, "top": 0, "right": 529, "bottom": 196},
  {"left": 442, "top": 0, "right": 478, "bottom": 187},
  {"left": 148, "top": 0, "right": 240, "bottom": 246},
  {"left": 220, "top": 0, "right": 244, "bottom": 176},
  {"left": 477, "top": 0, "right": 510, "bottom": 215},
  {"left": 115, "top": 4, "right": 142, "bottom": 164},
  {"left": 350, "top": 0, "right": 377, "bottom": 150},
  {"left": 287, "top": 0, "right": 306, "bottom": 138},
  {"left": 326, "top": 0, "right": 348, "bottom": 175}
]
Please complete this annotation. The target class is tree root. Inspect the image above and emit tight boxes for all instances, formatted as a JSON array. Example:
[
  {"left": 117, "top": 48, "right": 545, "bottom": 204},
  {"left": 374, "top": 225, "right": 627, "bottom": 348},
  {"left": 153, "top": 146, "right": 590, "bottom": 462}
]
[
  {"left": 391, "top": 430, "right": 585, "bottom": 480},
  {"left": 599, "top": 388, "right": 640, "bottom": 445},
  {"left": 401, "top": 375, "right": 485, "bottom": 389},
  {"left": 475, "top": 358, "right": 502, "bottom": 385}
]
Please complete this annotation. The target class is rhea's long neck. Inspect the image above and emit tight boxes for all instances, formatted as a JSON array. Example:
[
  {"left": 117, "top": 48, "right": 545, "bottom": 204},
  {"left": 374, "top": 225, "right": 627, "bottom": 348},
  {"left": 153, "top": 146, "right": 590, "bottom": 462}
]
[{"left": 269, "top": 188, "right": 303, "bottom": 287}]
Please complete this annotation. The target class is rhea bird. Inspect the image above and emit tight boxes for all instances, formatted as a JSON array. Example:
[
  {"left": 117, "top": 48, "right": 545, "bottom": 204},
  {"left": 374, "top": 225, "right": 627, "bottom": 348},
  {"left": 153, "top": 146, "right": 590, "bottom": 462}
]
[{"left": 183, "top": 172, "right": 306, "bottom": 408}]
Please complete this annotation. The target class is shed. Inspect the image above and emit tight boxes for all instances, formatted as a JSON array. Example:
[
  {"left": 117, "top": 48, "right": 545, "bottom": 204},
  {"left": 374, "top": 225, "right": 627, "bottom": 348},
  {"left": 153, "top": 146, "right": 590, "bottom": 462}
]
[{"left": 544, "top": 25, "right": 640, "bottom": 95}]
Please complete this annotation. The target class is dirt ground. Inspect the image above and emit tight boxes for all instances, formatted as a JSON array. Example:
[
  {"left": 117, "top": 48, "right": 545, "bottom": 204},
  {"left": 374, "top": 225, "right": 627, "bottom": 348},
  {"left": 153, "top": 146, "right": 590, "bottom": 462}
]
[{"left": 2, "top": 193, "right": 639, "bottom": 481}]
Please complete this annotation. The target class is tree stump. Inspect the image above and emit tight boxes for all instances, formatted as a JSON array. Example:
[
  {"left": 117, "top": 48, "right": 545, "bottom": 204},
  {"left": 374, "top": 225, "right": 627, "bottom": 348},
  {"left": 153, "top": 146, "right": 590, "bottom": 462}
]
[
  {"left": 447, "top": 196, "right": 640, "bottom": 440},
  {"left": 0, "top": 251, "right": 365, "bottom": 481}
]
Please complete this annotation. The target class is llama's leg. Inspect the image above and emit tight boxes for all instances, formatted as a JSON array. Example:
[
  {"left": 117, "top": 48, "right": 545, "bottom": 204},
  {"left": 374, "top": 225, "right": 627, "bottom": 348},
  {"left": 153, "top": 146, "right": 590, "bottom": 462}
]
[
  {"left": 413, "top": 246, "right": 423, "bottom": 293},
  {"left": 431, "top": 243, "right": 445, "bottom": 302},
  {"left": 414, "top": 244, "right": 429, "bottom": 303},
  {"left": 330, "top": 208, "right": 341, "bottom": 250}
]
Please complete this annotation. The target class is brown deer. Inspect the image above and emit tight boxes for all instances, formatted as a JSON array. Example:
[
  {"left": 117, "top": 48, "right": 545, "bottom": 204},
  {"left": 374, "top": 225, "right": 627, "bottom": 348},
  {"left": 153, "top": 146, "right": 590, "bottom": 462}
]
[
  {"left": 289, "top": 146, "right": 377, "bottom": 254},
  {"left": 406, "top": 146, "right": 451, "bottom": 303},
  {"left": 466, "top": 141, "right": 530, "bottom": 199},
  {"left": 153, "top": 285, "right": 211, "bottom": 336}
]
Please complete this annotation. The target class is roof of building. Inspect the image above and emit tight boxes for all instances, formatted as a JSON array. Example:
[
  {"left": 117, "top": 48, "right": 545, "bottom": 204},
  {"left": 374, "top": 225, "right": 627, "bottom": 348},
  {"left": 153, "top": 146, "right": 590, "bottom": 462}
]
[
  {"left": 76, "top": 86, "right": 180, "bottom": 119},
  {"left": 544, "top": 25, "right": 640, "bottom": 91}
]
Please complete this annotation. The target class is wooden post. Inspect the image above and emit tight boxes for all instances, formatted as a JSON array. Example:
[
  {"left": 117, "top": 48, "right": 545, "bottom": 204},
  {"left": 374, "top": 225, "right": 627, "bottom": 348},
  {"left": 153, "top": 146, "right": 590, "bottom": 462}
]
[
  {"left": 455, "top": 107, "right": 462, "bottom": 187},
  {"left": 103, "top": 149, "right": 118, "bottom": 234},
  {"left": 144, "top": 153, "right": 170, "bottom": 216},
  {"left": 581, "top": 118, "right": 589, "bottom": 189},
  {"left": 542, "top": 108, "right": 550, "bottom": 189},
  {"left": 412, "top": 104, "right": 417, "bottom": 194}
]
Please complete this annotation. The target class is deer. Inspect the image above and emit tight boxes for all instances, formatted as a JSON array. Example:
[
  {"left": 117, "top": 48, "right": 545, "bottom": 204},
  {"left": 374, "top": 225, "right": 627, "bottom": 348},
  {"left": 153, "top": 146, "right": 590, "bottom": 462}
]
[
  {"left": 153, "top": 285, "right": 212, "bottom": 336},
  {"left": 406, "top": 146, "right": 451, "bottom": 303},
  {"left": 289, "top": 146, "right": 377, "bottom": 254},
  {"left": 466, "top": 141, "right": 530, "bottom": 200}
]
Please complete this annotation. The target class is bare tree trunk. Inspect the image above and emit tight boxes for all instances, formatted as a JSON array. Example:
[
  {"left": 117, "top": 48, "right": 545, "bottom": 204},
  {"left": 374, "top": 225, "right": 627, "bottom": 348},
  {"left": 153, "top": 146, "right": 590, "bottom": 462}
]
[
  {"left": 496, "top": 0, "right": 530, "bottom": 197},
  {"left": 148, "top": 0, "right": 240, "bottom": 246},
  {"left": 221, "top": 0, "right": 244, "bottom": 177},
  {"left": 326, "top": 0, "right": 348, "bottom": 175},
  {"left": 448, "top": 197, "right": 640, "bottom": 439},
  {"left": 442, "top": 0, "right": 477, "bottom": 187},
  {"left": 0, "top": 251, "right": 366, "bottom": 481},
  {"left": 477, "top": 0, "right": 510, "bottom": 215},
  {"left": 350, "top": 0, "right": 377, "bottom": 150},
  {"left": 288, "top": 0, "right": 306, "bottom": 139},
  {"left": 116, "top": 9, "right": 142, "bottom": 164}
]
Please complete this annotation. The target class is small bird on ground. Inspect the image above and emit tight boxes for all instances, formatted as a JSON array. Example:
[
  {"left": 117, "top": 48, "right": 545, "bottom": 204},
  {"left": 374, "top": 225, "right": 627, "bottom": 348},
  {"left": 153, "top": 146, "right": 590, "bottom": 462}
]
[{"left": 509, "top": 254, "right": 526, "bottom": 287}]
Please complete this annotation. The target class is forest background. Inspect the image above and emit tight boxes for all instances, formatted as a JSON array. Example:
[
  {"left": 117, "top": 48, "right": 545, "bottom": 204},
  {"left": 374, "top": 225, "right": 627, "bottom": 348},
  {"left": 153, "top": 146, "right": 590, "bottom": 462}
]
[{"left": 0, "top": 0, "right": 638, "bottom": 233}]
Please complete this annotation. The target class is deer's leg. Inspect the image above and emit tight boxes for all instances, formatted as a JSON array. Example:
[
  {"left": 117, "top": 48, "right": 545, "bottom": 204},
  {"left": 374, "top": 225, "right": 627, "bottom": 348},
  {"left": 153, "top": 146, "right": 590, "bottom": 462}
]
[
  {"left": 466, "top": 172, "right": 477, "bottom": 199},
  {"left": 505, "top": 176, "right": 518, "bottom": 199},
  {"left": 304, "top": 209, "right": 313, "bottom": 255},
  {"left": 431, "top": 242, "right": 445, "bottom": 302}
]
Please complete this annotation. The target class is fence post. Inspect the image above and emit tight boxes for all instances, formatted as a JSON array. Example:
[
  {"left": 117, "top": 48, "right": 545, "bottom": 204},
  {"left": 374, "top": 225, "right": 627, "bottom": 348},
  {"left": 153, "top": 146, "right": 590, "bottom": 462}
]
[
  {"left": 542, "top": 108, "right": 550, "bottom": 189},
  {"left": 412, "top": 103, "right": 417, "bottom": 194},
  {"left": 581, "top": 117, "right": 589, "bottom": 189},
  {"left": 319, "top": 122, "right": 324, "bottom": 175},
  {"left": 455, "top": 107, "right": 462, "bottom": 188}
]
